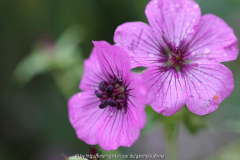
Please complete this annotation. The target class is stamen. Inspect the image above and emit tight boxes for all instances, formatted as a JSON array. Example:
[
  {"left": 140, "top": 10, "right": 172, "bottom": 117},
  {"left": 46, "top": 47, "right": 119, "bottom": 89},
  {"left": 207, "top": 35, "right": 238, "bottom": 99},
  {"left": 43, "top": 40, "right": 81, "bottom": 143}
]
[
  {"left": 106, "top": 85, "right": 114, "bottom": 96},
  {"left": 99, "top": 99, "right": 108, "bottom": 109},
  {"left": 164, "top": 46, "right": 188, "bottom": 69},
  {"left": 94, "top": 90, "right": 102, "bottom": 98},
  {"left": 107, "top": 100, "right": 117, "bottom": 107},
  {"left": 99, "top": 81, "right": 107, "bottom": 92},
  {"left": 95, "top": 77, "right": 128, "bottom": 111}
]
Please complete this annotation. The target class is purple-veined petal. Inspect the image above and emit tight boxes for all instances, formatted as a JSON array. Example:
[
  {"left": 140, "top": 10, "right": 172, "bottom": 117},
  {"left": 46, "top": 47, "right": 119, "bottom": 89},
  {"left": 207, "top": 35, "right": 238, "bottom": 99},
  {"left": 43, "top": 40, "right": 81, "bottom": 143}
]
[
  {"left": 114, "top": 22, "right": 168, "bottom": 68},
  {"left": 68, "top": 91, "right": 104, "bottom": 145},
  {"left": 93, "top": 41, "right": 131, "bottom": 83},
  {"left": 187, "top": 14, "right": 238, "bottom": 62},
  {"left": 126, "top": 73, "right": 147, "bottom": 113},
  {"left": 145, "top": 0, "right": 201, "bottom": 47},
  {"left": 142, "top": 66, "right": 187, "bottom": 116},
  {"left": 80, "top": 48, "right": 107, "bottom": 91},
  {"left": 96, "top": 72, "right": 146, "bottom": 150},
  {"left": 182, "top": 60, "right": 234, "bottom": 115},
  {"left": 97, "top": 104, "right": 145, "bottom": 150}
]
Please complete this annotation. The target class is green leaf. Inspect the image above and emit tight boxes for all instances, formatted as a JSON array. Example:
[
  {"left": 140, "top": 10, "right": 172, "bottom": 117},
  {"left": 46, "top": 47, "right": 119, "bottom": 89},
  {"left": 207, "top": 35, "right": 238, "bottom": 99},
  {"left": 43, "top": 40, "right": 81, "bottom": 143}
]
[
  {"left": 182, "top": 107, "right": 208, "bottom": 134},
  {"left": 13, "top": 50, "right": 51, "bottom": 85},
  {"left": 130, "top": 66, "right": 147, "bottom": 74}
]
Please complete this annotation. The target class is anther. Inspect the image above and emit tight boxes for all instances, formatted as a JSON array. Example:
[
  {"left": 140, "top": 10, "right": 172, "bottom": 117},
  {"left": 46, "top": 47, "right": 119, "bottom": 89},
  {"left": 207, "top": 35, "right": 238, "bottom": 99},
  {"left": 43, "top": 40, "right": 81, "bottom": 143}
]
[
  {"left": 94, "top": 90, "right": 102, "bottom": 98},
  {"left": 106, "top": 85, "right": 114, "bottom": 96},
  {"left": 99, "top": 99, "right": 108, "bottom": 109},
  {"left": 107, "top": 100, "right": 117, "bottom": 107},
  {"left": 99, "top": 81, "right": 107, "bottom": 92}
]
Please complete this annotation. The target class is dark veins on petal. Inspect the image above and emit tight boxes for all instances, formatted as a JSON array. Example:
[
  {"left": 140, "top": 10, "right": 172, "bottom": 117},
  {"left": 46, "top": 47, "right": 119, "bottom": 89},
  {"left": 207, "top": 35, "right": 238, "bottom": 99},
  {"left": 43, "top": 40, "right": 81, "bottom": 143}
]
[{"left": 126, "top": 27, "right": 192, "bottom": 71}]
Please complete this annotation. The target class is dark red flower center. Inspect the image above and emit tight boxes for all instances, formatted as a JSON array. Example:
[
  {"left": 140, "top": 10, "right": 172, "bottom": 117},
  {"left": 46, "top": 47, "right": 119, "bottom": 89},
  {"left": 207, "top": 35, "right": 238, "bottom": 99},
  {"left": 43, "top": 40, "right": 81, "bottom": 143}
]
[
  {"left": 94, "top": 77, "right": 128, "bottom": 110},
  {"left": 165, "top": 45, "right": 190, "bottom": 70},
  {"left": 170, "top": 47, "right": 186, "bottom": 66}
]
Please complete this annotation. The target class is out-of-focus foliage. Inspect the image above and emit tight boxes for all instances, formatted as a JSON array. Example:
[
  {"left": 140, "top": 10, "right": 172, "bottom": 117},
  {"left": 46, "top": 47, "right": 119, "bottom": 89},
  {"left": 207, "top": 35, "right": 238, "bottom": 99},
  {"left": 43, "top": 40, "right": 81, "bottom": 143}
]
[
  {"left": 144, "top": 105, "right": 208, "bottom": 138},
  {"left": 13, "top": 25, "right": 85, "bottom": 97},
  {"left": 207, "top": 139, "right": 240, "bottom": 160},
  {"left": 227, "top": 120, "right": 240, "bottom": 134}
]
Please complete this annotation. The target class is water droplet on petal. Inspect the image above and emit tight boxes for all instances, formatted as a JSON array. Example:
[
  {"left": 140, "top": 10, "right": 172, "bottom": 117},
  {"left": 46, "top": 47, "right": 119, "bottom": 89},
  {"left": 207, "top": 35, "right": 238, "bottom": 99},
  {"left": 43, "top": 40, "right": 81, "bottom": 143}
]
[
  {"left": 193, "top": 4, "right": 199, "bottom": 9},
  {"left": 204, "top": 48, "right": 211, "bottom": 53},
  {"left": 169, "top": 81, "right": 173, "bottom": 85},
  {"left": 148, "top": 54, "right": 155, "bottom": 58},
  {"left": 176, "top": 3, "right": 180, "bottom": 8},
  {"left": 232, "top": 45, "right": 236, "bottom": 51}
]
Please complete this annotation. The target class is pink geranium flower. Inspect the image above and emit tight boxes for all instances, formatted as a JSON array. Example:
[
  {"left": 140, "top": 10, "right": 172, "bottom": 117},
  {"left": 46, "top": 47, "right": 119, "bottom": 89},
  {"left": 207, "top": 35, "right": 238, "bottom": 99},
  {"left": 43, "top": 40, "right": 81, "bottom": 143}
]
[
  {"left": 114, "top": 0, "right": 238, "bottom": 116},
  {"left": 68, "top": 41, "right": 146, "bottom": 150}
]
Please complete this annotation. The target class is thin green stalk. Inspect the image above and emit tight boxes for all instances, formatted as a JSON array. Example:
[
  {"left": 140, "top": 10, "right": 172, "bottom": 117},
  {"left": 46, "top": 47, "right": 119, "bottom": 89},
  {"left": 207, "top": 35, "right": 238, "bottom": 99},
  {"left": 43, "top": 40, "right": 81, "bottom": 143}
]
[{"left": 164, "top": 123, "right": 179, "bottom": 160}]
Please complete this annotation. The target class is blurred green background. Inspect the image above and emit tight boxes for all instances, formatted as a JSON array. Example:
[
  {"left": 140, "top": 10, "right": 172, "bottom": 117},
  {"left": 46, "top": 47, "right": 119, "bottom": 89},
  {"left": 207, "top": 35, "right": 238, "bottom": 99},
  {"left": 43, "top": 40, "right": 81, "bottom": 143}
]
[{"left": 0, "top": 0, "right": 240, "bottom": 160}]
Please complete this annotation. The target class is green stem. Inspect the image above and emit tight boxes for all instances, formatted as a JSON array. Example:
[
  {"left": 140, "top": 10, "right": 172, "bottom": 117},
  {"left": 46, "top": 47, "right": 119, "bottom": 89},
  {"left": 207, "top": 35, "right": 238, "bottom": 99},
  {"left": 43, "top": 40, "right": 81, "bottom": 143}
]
[{"left": 165, "top": 123, "right": 179, "bottom": 160}]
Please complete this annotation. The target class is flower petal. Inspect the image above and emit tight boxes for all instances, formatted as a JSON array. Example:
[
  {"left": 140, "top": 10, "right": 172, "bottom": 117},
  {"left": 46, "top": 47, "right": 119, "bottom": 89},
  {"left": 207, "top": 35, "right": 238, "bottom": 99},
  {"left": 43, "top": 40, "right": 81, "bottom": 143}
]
[
  {"left": 80, "top": 48, "right": 107, "bottom": 91},
  {"left": 114, "top": 22, "right": 168, "bottom": 68},
  {"left": 187, "top": 14, "right": 238, "bottom": 62},
  {"left": 97, "top": 105, "right": 145, "bottom": 150},
  {"left": 126, "top": 73, "right": 147, "bottom": 113},
  {"left": 93, "top": 41, "right": 131, "bottom": 82},
  {"left": 142, "top": 66, "right": 187, "bottom": 116},
  {"left": 68, "top": 91, "right": 104, "bottom": 145},
  {"left": 97, "top": 71, "right": 146, "bottom": 150},
  {"left": 145, "top": 0, "right": 201, "bottom": 47},
  {"left": 182, "top": 60, "right": 234, "bottom": 115}
]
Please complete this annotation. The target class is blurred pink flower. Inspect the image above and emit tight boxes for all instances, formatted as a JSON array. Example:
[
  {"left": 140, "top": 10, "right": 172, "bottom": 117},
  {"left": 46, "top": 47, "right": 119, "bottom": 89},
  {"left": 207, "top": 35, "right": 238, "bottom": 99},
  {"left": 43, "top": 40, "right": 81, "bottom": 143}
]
[
  {"left": 114, "top": 0, "right": 238, "bottom": 115},
  {"left": 68, "top": 41, "right": 146, "bottom": 150}
]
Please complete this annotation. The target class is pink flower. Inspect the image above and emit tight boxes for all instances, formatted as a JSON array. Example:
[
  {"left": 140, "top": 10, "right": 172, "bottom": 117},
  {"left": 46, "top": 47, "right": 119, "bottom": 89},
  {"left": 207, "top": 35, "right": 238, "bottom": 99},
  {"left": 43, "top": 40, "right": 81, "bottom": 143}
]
[
  {"left": 114, "top": 0, "right": 238, "bottom": 116},
  {"left": 68, "top": 41, "right": 146, "bottom": 150}
]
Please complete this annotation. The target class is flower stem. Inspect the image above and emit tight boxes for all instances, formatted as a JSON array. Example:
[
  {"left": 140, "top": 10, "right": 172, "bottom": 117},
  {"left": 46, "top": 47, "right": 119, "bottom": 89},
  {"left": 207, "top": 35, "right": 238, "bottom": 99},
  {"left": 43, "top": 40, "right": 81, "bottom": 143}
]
[{"left": 164, "top": 123, "right": 179, "bottom": 160}]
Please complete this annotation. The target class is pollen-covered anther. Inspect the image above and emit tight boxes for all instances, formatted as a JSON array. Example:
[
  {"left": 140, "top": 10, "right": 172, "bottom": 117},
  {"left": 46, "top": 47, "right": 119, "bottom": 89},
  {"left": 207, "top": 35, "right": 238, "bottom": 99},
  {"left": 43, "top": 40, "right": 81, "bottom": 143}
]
[
  {"left": 94, "top": 90, "right": 102, "bottom": 98},
  {"left": 99, "top": 81, "right": 108, "bottom": 92},
  {"left": 107, "top": 100, "right": 117, "bottom": 107},
  {"left": 99, "top": 99, "right": 108, "bottom": 109},
  {"left": 106, "top": 85, "right": 114, "bottom": 96}
]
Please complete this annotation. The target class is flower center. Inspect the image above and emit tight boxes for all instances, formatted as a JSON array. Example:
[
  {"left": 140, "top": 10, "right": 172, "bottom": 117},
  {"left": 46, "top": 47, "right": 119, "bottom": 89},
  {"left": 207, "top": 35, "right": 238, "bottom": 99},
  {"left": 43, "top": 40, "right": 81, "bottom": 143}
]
[
  {"left": 171, "top": 53, "right": 184, "bottom": 66},
  {"left": 164, "top": 46, "right": 189, "bottom": 70},
  {"left": 94, "top": 77, "right": 127, "bottom": 110}
]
